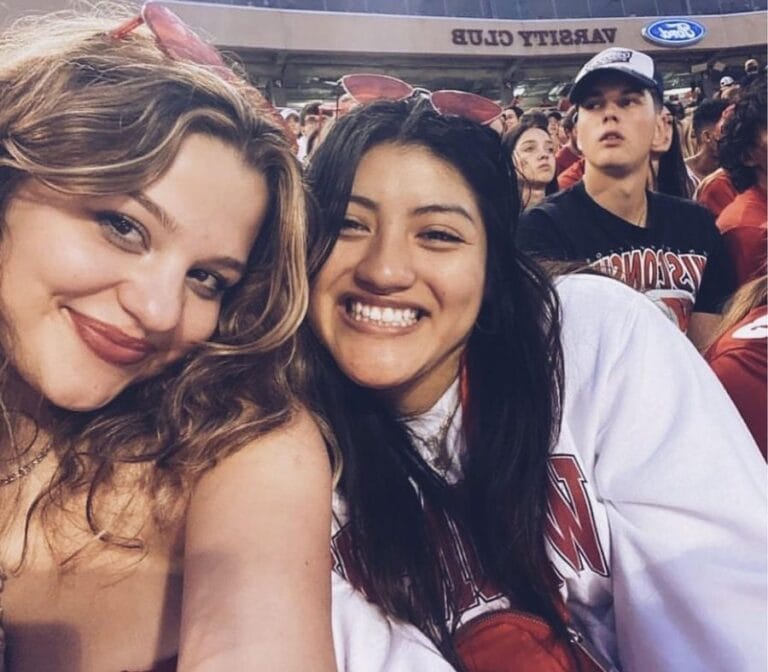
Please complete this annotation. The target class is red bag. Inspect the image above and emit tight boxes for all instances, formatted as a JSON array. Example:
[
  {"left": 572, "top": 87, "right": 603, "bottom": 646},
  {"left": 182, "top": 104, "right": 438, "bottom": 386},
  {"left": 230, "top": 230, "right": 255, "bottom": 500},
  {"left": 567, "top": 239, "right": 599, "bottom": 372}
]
[{"left": 455, "top": 609, "right": 609, "bottom": 672}]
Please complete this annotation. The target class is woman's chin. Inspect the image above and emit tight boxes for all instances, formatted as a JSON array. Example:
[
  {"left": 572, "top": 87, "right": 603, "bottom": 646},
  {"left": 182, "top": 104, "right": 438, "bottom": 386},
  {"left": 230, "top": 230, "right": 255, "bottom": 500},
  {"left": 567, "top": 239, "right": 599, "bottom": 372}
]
[
  {"left": 45, "top": 386, "right": 125, "bottom": 413},
  {"left": 347, "top": 371, "right": 404, "bottom": 393}
]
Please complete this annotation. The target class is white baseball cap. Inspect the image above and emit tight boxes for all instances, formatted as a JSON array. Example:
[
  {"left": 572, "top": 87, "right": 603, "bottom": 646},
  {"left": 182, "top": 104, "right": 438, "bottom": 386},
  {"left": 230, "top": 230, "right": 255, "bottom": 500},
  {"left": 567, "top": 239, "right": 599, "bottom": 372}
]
[
  {"left": 570, "top": 47, "right": 662, "bottom": 104},
  {"left": 719, "top": 76, "right": 735, "bottom": 88}
]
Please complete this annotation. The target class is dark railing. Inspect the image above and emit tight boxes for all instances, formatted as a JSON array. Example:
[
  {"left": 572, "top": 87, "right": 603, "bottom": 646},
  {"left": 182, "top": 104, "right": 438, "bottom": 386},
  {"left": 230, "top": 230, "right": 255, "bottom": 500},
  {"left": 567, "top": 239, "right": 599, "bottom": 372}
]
[{"left": 192, "top": 0, "right": 766, "bottom": 19}]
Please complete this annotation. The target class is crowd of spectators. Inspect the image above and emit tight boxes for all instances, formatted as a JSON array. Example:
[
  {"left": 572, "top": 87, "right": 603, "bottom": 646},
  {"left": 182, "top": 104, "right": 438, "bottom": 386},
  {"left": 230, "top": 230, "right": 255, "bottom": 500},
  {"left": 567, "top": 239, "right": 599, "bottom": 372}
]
[
  {"left": 277, "top": 53, "right": 765, "bottom": 454},
  {"left": 0, "top": 3, "right": 764, "bottom": 668}
]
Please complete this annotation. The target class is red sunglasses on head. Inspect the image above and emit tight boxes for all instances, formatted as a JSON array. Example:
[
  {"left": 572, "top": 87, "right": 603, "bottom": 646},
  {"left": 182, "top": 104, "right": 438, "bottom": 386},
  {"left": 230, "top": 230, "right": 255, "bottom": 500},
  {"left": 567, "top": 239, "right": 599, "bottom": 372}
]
[
  {"left": 110, "top": 2, "right": 234, "bottom": 82},
  {"left": 339, "top": 73, "right": 503, "bottom": 126},
  {"left": 109, "top": 3, "right": 297, "bottom": 148}
]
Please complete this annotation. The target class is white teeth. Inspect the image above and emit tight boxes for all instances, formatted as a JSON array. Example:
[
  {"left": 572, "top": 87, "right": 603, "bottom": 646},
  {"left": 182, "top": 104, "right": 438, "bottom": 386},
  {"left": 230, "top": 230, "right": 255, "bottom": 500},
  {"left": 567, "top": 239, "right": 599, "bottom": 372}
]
[{"left": 349, "top": 301, "right": 419, "bottom": 327}]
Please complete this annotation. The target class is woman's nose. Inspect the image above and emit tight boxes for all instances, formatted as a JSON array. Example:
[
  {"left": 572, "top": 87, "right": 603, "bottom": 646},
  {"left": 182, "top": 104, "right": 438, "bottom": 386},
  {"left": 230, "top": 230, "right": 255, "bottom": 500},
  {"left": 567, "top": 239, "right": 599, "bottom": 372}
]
[
  {"left": 353, "top": 230, "right": 416, "bottom": 293},
  {"left": 117, "top": 263, "right": 187, "bottom": 335}
]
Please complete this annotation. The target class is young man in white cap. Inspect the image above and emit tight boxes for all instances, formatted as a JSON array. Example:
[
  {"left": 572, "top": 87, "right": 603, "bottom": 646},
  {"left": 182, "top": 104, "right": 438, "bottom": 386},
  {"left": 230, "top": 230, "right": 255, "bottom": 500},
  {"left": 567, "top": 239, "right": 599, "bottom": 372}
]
[{"left": 517, "top": 47, "right": 735, "bottom": 349}]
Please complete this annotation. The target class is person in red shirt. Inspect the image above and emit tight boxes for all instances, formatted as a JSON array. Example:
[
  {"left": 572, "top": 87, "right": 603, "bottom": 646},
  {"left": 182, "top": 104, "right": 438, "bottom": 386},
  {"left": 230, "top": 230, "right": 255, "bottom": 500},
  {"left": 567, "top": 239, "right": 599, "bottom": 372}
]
[
  {"left": 706, "top": 276, "right": 767, "bottom": 459},
  {"left": 685, "top": 99, "right": 728, "bottom": 187},
  {"left": 722, "top": 223, "right": 767, "bottom": 287},
  {"left": 718, "top": 185, "right": 767, "bottom": 232},
  {"left": 716, "top": 81, "right": 767, "bottom": 286},
  {"left": 557, "top": 156, "right": 585, "bottom": 189},
  {"left": 697, "top": 167, "right": 739, "bottom": 216},
  {"left": 554, "top": 106, "right": 580, "bottom": 176},
  {"left": 717, "top": 81, "right": 766, "bottom": 227},
  {"left": 695, "top": 102, "right": 744, "bottom": 216}
]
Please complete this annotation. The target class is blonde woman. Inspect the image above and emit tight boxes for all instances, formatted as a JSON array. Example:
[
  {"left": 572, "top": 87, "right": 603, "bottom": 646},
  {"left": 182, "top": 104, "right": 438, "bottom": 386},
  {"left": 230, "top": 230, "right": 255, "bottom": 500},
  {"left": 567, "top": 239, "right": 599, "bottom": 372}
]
[{"left": 0, "top": 5, "right": 336, "bottom": 671}]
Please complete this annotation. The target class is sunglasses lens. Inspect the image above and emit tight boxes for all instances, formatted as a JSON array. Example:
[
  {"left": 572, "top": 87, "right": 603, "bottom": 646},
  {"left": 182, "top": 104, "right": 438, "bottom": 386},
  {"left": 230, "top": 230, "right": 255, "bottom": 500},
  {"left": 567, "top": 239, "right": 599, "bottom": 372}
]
[
  {"left": 143, "top": 3, "right": 229, "bottom": 76},
  {"left": 110, "top": 4, "right": 292, "bottom": 148},
  {"left": 430, "top": 90, "right": 502, "bottom": 126},
  {"left": 341, "top": 74, "right": 413, "bottom": 105}
]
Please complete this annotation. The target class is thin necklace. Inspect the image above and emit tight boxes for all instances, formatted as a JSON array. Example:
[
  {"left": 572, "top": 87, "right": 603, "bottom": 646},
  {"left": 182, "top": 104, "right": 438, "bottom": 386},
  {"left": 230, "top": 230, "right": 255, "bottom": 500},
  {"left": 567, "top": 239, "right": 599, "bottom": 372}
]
[
  {"left": 0, "top": 446, "right": 51, "bottom": 487},
  {"left": 410, "top": 399, "right": 461, "bottom": 475}
]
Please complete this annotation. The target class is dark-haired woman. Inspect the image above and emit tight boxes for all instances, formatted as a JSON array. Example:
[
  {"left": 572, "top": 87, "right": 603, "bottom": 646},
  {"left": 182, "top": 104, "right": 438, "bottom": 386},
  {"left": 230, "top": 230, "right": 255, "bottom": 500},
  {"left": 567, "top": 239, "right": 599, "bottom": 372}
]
[
  {"left": 504, "top": 118, "right": 558, "bottom": 210},
  {"left": 654, "top": 103, "right": 694, "bottom": 198},
  {"left": 715, "top": 79, "right": 767, "bottom": 268},
  {"left": 305, "top": 98, "right": 767, "bottom": 672}
]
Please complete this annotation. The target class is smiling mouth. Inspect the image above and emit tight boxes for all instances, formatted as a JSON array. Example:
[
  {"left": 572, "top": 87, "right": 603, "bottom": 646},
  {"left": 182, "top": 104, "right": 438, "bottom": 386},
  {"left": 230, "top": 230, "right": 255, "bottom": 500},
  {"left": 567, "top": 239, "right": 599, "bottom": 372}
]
[
  {"left": 69, "top": 310, "right": 156, "bottom": 366},
  {"left": 345, "top": 299, "right": 422, "bottom": 328}
]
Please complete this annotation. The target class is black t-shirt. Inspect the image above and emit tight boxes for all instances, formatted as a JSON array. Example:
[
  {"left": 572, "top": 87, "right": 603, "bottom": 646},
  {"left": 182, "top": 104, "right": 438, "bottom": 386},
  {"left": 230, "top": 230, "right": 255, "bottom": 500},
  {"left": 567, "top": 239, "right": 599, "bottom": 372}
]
[{"left": 517, "top": 182, "right": 736, "bottom": 327}]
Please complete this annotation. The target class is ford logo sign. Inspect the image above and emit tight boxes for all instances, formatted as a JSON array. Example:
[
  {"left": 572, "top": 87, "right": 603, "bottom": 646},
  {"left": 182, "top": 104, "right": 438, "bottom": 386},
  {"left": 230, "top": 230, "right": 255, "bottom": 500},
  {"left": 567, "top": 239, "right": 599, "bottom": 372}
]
[{"left": 642, "top": 18, "right": 706, "bottom": 47}]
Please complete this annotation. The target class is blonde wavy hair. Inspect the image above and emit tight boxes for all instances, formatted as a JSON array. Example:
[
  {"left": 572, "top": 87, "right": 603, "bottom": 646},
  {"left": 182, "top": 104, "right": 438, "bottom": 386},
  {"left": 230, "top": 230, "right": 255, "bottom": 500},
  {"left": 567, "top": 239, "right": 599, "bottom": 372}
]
[{"left": 0, "top": 6, "right": 314, "bottom": 563}]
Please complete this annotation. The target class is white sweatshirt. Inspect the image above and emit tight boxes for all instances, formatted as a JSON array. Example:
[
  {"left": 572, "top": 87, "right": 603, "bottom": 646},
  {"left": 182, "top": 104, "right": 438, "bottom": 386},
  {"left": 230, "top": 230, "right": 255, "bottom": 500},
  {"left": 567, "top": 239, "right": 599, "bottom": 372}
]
[{"left": 331, "top": 274, "right": 767, "bottom": 672}]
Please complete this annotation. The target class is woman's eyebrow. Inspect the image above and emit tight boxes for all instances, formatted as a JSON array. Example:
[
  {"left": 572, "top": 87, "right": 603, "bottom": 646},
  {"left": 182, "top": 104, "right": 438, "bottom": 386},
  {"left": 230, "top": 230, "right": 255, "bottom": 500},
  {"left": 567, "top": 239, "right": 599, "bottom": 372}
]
[
  {"left": 129, "top": 191, "right": 179, "bottom": 232},
  {"left": 348, "top": 193, "right": 378, "bottom": 212},
  {"left": 350, "top": 194, "right": 475, "bottom": 224},
  {"left": 199, "top": 255, "right": 247, "bottom": 275},
  {"left": 128, "top": 192, "right": 247, "bottom": 273},
  {"left": 412, "top": 203, "right": 475, "bottom": 224}
]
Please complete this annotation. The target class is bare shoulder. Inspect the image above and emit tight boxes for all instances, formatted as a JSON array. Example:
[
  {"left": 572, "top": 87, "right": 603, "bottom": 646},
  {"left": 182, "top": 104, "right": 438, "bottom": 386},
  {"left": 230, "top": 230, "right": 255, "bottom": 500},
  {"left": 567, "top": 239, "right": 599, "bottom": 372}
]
[
  {"left": 179, "top": 406, "right": 336, "bottom": 670},
  {"left": 258, "top": 405, "right": 329, "bottom": 458},
  {"left": 200, "top": 406, "right": 329, "bottom": 482},
  {"left": 183, "top": 405, "right": 333, "bottom": 574},
  {"left": 189, "top": 406, "right": 332, "bottom": 518}
]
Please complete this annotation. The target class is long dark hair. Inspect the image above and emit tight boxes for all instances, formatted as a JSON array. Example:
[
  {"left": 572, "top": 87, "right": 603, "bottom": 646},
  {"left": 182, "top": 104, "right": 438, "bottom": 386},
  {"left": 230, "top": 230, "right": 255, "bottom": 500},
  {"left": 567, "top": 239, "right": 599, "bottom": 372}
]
[
  {"left": 719, "top": 79, "right": 767, "bottom": 192},
  {"left": 655, "top": 103, "right": 692, "bottom": 198},
  {"left": 305, "top": 99, "right": 566, "bottom": 664},
  {"left": 502, "top": 117, "right": 559, "bottom": 209}
]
